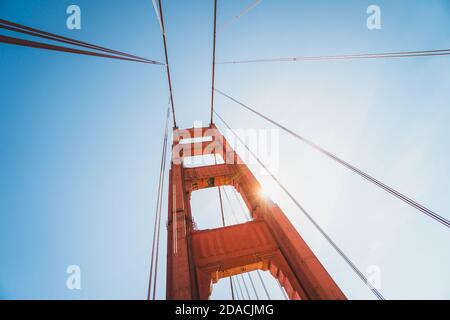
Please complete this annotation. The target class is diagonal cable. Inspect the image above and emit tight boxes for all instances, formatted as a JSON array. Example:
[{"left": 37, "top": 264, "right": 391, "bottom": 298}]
[
  {"left": 215, "top": 110, "right": 385, "bottom": 300},
  {"left": 0, "top": 34, "right": 161, "bottom": 64},
  {"left": 156, "top": 0, "right": 177, "bottom": 127},
  {"left": 217, "top": 48, "right": 450, "bottom": 65},
  {"left": 0, "top": 19, "right": 161, "bottom": 63},
  {"left": 151, "top": 0, "right": 164, "bottom": 33},
  {"left": 220, "top": 0, "right": 263, "bottom": 31},
  {"left": 215, "top": 89, "right": 450, "bottom": 229},
  {"left": 210, "top": 0, "right": 218, "bottom": 124}
]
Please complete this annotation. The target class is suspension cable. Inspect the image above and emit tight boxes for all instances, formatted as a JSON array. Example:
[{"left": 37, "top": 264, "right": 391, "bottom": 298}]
[
  {"left": 157, "top": 0, "right": 177, "bottom": 127},
  {"left": 235, "top": 275, "right": 246, "bottom": 299},
  {"left": 231, "top": 276, "right": 240, "bottom": 300},
  {"left": 151, "top": 0, "right": 164, "bottom": 33},
  {"left": 147, "top": 103, "right": 171, "bottom": 300},
  {"left": 246, "top": 273, "right": 259, "bottom": 300},
  {"left": 228, "top": 188, "right": 272, "bottom": 300},
  {"left": 276, "top": 281, "right": 289, "bottom": 300},
  {"left": 229, "top": 276, "right": 236, "bottom": 300},
  {"left": 222, "top": 188, "right": 269, "bottom": 300},
  {"left": 218, "top": 187, "right": 226, "bottom": 227},
  {"left": 215, "top": 89, "right": 450, "bottom": 229},
  {"left": 210, "top": 0, "right": 218, "bottom": 125},
  {"left": 151, "top": 112, "right": 170, "bottom": 300},
  {"left": 214, "top": 153, "right": 235, "bottom": 300},
  {"left": 217, "top": 48, "right": 450, "bottom": 65},
  {"left": 215, "top": 111, "right": 385, "bottom": 300},
  {"left": 0, "top": 34, "right": 162, "bottom": 64},
  {"left": 219, "top": 185, "right": 235, "bottom": 300},
  {"left": 0, "top": 19, "right": 161, "bottom": 64},
  {"left": 255, "top": 268, "right": 271, "bottom": 300},
  {"left": 220, "top": 0, "right": 263, "bottom": 31},
  {"left": 240, "top": 274, "right": 252, "bottom": 299}
]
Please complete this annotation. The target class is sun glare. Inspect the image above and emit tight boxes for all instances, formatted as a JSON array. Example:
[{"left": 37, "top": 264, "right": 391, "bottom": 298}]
[{"left": 259, "top": 177, "right": 283, "bottom": 203}]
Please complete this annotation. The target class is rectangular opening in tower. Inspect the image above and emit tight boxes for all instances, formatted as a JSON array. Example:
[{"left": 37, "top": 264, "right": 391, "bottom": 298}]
[
  {"left": 190, "top": 185, "right": 248, "bottom": 230},
  {"left": 183, "top": 153, "right": 224, "bottom": 168}
]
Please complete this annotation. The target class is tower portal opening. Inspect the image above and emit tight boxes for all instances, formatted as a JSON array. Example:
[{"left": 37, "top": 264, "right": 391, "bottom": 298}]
[{"left": 210, "top": 270, "right": 288, "bottom": 300}]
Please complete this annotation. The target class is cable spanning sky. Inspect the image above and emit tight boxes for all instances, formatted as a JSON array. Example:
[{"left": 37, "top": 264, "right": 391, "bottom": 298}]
[{"left": 0, "top": 0, "right": 449, "bottom": 299}]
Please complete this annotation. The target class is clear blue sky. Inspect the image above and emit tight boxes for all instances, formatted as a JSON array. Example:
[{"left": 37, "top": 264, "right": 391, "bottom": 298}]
[{"left": 0, "top": 0, "right": 449, "bottom": 299}]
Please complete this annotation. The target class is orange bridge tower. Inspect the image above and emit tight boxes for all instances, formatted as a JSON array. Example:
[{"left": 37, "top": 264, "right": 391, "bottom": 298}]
[{"left": 166, "top": 124, "right": 346, "bottom": 300}]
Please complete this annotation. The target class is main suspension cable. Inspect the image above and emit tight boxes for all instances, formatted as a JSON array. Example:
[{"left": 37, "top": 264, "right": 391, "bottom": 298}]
[
  {"left": 215, "top": 111, "right": 385, "bottom": 300},
  {"left": 217, "top": 48, "right": 450, "bottom": 65},
  {"left": 0, "top": 19, "right": 161, "bottom": 64},
  {"left": 157, "top": 0, "right": 177, "bottom": 127},
  {"left": 0, "top": 34, "right": 162, "bottom": 64},
  {"left": 151, "top": 0, "right": 164, "bottom": 33},
  {"left": 215, "top": 89, "right": 450, "bottom": 229},
  {"left": 219, "top": 0, "right": 263, "bottom": 31},
  {"left": 210, "top": 0, "right": 218, "bottom": 125}
]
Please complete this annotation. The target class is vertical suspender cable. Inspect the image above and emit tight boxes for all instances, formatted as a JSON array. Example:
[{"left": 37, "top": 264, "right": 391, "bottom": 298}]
[
  {"left": 255, "top": 269, "right": 272, "bottom": 300},
  {"left": 229, "top": 276, "right": 236, "bottom": 300},
  {"left": 230, "top": 187, "right": 272, "bottom": 300},
  {"left": 214, "top": 155, "right": 235, "bottom": 300},
  {"left": 152, "top": 112, "right": 170, "bottom": 300},
  {"left": 277, "top": 281, "right": 289, "bottom": 300},
  {"left": 231, "top": 276, "right": 241, "bottom": 300},
  {"left": 240, "top": 274, "right": 252, "bottom": 299},
  {"left": 147, "top": 103, "right": 171, "bottom": 300},
  {"left": 222, "top": 187, "right": 267, "bottom": 300},
  {"left": 236, "top": 275, "right": 246, "bottom": 299},
  {"left": 210, "top": 0, "right": 218, "bottom": 124},
  {"left": 221, "top": 185, "right": 235, "bottom": 300},
  {"left": 247, "top": 273, "right": 259, "bottom": 300}
]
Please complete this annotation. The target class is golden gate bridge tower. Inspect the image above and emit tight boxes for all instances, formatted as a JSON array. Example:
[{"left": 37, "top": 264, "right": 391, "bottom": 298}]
[{"left": 165, "top": 124, "right": 346, "bottom": 300}]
